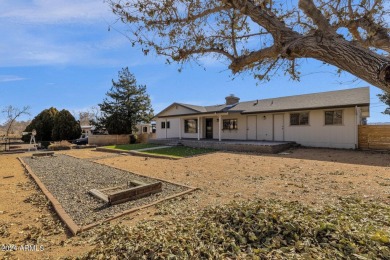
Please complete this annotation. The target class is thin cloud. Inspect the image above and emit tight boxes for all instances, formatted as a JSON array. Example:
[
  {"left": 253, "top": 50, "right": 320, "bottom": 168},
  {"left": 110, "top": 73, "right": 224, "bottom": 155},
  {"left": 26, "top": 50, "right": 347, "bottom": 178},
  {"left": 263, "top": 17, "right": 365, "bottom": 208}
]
[
  {"left": 0, "top": 0, "right": 111, "bottom": 24},
  {"left": 0, "top": 1, "right": 168, "bottom": 68},
  {"left": 0, "top": 75, "right": 25, "bottom": 83}
]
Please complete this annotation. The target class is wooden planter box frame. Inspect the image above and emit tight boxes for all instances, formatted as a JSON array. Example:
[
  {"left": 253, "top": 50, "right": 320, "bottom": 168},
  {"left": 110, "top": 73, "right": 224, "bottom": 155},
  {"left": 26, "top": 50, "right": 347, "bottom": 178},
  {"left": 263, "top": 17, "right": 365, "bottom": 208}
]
[
  {"left": 89, "top": 180, "right": 162, "bottom": 205},
  {"left": 18, "top": 156, "right": 198, "bottom": 235}
]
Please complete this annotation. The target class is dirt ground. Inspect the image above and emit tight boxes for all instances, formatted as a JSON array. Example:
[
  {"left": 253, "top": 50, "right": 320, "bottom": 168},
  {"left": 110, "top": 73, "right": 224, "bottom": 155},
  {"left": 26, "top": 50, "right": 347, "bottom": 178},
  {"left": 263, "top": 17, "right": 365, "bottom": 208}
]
[{"left": 0, "top": 147, "right": 389, "bottom": 259}]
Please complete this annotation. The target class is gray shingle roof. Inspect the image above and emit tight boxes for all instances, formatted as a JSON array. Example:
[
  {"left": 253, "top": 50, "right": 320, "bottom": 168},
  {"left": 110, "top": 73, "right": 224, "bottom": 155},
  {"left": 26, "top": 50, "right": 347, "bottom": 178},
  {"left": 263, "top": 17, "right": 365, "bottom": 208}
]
[
  {"left": 156, "top": 87, "right": 369, "bottom": 117},
  {"left": 176, "top": 103, "right": 208, "bottom": 112},
  {"left": 235, "top": 87, "right": 369, "bottom": 113}
]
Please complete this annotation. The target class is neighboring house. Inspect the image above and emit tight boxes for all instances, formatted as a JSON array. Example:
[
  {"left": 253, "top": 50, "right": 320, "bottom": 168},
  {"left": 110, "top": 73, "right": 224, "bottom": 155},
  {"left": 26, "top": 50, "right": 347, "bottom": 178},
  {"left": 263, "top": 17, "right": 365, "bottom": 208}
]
[
  {"left": 81, "top": 125, "right": 94, "bottom": 136},
  {"left": 154, "top": 87, "right": 370, "bottom": 149},
  {"left": 135, "top": 122, "right": 156, "bottom": 134}
]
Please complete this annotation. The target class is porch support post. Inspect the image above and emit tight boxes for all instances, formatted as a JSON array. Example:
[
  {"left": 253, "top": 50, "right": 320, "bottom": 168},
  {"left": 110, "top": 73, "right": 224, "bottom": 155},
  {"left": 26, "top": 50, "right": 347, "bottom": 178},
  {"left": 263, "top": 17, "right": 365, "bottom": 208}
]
[
  {"left": 218, "top": 115, "right": 222, "bottom": 141},
  {"left": 354, "top": 106, "right": 359, "bottom": 149},
  {"left": 165, "top": 119, "right": 168, "bottom": 139},
  {"left": 200, "top": 118, "right": 203, "bottom": 139},
  {"left": 179, "top": 118, "right": 182, "bottom": 140},
  {"left": 197, "top": 116, "right": 200, "bottom": 140}
]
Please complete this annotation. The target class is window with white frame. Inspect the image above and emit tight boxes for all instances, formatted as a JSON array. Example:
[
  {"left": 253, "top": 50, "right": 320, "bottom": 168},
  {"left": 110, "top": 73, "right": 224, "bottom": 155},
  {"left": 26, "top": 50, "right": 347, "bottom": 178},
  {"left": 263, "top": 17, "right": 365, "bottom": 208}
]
[
  {"left": 290, "top": 112, "right": 309, "bottom": 125},
  {"left": 223, "top": 119, "right": 238, "bottom": 130},
  {"left": 325, "top": 110, "right": 343, "bottom": 125},
  {"left": 184, "top": 119, "right": 198, "bottom": 133},
  {"left": 161, "top": 121, "right": 166, "bottom": 129}
]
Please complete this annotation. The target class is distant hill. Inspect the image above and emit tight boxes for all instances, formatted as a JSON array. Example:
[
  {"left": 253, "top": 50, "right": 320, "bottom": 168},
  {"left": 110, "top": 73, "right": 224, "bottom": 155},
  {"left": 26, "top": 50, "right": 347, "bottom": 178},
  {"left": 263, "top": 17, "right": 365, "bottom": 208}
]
[
  {"left": 368, "top": 122, "right": 390, "bottom": 125},
  {"left": 0, "top": 120, "right": 31, "bottom": 137}
]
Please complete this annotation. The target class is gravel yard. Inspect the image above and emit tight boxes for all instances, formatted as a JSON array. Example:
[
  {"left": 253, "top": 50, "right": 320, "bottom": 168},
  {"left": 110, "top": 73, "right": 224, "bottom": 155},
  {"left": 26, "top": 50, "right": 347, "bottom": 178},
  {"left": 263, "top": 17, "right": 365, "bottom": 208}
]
[
  {"left": 1, "top": 148, "right": 389, "bottom": 259},
  {"left": 21, "top": 154, "right": 189, "bottom": 226}
]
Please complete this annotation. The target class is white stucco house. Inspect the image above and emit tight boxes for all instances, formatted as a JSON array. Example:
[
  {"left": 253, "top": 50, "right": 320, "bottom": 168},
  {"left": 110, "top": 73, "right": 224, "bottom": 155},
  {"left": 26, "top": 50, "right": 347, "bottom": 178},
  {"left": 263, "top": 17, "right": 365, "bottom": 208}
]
[
  {"left": 154, "top": 87, "right": 370, "bottom": 149},
  {"left": 135, "top": 122, "right": 156, "bottom": 134},
  {"left": 81, "top": 125, "right": 94, "bottom": 136}
]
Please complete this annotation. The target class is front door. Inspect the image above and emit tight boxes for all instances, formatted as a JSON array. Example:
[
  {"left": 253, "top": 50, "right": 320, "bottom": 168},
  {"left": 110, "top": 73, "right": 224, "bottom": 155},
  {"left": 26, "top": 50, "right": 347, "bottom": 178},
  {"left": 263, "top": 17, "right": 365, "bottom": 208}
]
[
  {"left": 273, "top": 114, "right": 284, "bottom": 141},
  {"left": 205, "top": 118, "right": 213, "bottom": 139},
  {"left": 247, "top": 115, "right": 257, "bottom": 140}
]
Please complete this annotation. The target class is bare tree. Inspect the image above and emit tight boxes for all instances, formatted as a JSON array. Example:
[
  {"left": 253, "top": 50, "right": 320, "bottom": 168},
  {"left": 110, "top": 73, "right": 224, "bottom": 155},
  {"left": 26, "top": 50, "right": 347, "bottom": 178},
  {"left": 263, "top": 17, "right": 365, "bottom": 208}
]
[
  {"left": 108, "top": 0, "right": 390, "bottom": 92},
  {"left": 78, "top": 106, "right": 102, "bottom": 126},
  {"left": 79, "top": 111, "right": 94, "bottom": 126},
  {"left": 2, "top": 105, "right": 31, "bottom": 137}
]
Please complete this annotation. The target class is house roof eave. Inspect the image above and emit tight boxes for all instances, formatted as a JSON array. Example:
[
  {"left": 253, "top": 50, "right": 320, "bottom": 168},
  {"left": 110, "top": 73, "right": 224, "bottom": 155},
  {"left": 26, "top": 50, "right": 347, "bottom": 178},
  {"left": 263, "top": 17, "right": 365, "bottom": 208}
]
[
  {"left": 241, "top": 103, "right": 370, "bottom": 115},
  {"left": 154, "top": 102, "right": 204, "bottom": 117},
  {"left": 156, "top": 111, "right": 230, "bottom": 118}
]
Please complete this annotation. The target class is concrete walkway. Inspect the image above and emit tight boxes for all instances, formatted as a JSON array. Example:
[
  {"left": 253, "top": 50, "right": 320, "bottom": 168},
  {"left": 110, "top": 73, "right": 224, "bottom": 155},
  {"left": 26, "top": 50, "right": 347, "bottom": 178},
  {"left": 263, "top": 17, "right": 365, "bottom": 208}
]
[
  {"left": 135, "top": 146, "right": 171, "bottom": 152},
  {"left": 96, "top": 146, "right": 181, "bottom": 160}
]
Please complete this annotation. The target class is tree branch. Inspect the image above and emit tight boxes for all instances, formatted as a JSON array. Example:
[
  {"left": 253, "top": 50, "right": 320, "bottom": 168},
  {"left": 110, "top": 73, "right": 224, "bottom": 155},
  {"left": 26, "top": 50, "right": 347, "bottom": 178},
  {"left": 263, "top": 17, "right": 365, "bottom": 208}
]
[
  {"left": 349, "top": 17, "right": 390, "bottom": 53},
  {"left": 284, "top": 34, "right": 390, "bottom": 92},
  {"left": 229, "top": 46, "right": 279, "bottom": 73},
  {"left": 298, "top": 0, "right": 336, "bottom": 35},
  {"left": 172, "top": 47, "right": 235, "bottom": 62},
  {"left": 230, "top": 11, "right": 239, "bottom": 58},
  {"left": 223, "top": 0, "right": 298, "bottom": 43},
  {"left": 112, "top": 2, "right": 227, "bottom": 26}
]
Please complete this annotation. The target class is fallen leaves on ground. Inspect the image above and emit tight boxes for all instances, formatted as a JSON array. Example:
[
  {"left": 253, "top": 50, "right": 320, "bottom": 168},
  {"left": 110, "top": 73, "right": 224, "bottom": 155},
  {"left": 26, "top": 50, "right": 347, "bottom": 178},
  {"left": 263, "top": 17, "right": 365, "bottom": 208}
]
[{"left": 74, "top": 197, "right": 389, "bottom": 259}]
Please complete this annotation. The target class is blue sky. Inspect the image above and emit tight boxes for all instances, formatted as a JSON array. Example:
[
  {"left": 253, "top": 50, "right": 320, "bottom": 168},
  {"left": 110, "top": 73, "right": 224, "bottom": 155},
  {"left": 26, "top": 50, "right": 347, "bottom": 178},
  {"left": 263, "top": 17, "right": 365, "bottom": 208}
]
[{"left": 0, "top": 0, "right": 388, "bottom": 124}]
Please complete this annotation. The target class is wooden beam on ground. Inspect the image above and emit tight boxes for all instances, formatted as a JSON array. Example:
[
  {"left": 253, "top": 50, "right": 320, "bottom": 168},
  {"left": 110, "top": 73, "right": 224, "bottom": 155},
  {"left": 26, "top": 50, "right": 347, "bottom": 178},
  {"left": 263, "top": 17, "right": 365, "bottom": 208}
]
[
  {"left": 32, "top": 151, "right": 55, "bottom": 157},
  {"left": 108, "top": 182, "right": 162, "bottom": 205},
  {"left": 128, "top": 180, "right": 146, "bottom": 186},
  {"left": 89, "top": 189, "right": 109, "bottom": 203}
]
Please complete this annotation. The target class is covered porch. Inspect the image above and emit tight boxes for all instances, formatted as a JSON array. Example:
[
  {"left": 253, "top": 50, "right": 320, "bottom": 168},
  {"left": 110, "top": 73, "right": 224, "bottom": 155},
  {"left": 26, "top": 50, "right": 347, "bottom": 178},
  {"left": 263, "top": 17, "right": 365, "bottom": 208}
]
[{"left": 174, "top": 113, "right": 228, "bottom": 141}]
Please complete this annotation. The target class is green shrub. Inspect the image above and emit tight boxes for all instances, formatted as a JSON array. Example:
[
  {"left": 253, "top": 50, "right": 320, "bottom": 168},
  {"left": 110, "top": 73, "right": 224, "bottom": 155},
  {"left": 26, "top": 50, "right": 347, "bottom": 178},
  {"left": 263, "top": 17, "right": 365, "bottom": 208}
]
[{"left": 51, "top": 110, "right": 81, "bottom": 141}]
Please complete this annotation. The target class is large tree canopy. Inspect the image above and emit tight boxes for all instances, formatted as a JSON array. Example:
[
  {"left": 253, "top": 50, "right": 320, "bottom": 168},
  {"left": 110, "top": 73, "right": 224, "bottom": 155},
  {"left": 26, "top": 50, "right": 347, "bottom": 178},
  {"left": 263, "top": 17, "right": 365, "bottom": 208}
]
[
  {"left": 22, "top": 107, "right": 59, "bottom": 142},
  {"left": 98, "top": 67, "right": 154, "bottom": 134},
  {"left": 23, "top": 107, "right": 81, "bottom": 142},
  {"left": 51, "top": 109, "right": 81, "bottom": 141},
  {"left": 108, "top": 0, "right": 390, "bottom": 92}
]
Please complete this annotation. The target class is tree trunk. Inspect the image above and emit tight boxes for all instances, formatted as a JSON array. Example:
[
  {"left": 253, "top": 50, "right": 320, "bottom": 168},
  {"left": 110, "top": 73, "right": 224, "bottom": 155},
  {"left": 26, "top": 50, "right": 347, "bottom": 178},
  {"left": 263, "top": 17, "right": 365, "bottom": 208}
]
[{"left": 285, "top": 34, "right": 390, "bottom": 93}]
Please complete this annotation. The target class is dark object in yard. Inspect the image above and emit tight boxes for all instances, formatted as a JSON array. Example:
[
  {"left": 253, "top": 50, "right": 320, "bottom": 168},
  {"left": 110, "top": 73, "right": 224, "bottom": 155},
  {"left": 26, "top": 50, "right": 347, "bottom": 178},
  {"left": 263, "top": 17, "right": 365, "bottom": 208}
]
[
  {"left": 129, "top": 134, "right": 137, "bottom": 144},
  {"left": 89, "top": 180, "right": 162, "bottom": 205},
  {"left": 3, "top": 175, "right": 14, "bottom": 179},
  {"left": 73, "top": 136, "right": 88, "bottom": 145}
]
